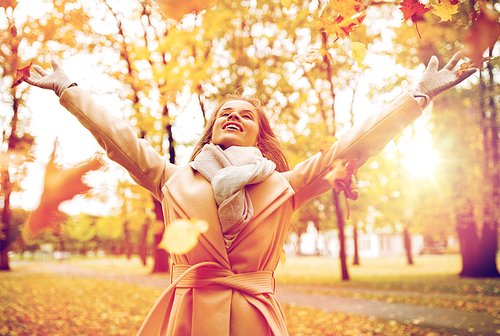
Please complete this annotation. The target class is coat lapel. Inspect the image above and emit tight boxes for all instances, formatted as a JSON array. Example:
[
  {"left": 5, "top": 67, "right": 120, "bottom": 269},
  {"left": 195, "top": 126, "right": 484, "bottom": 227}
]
[{"left": 162, "top": 166, "right": 229, "bottom": 268}]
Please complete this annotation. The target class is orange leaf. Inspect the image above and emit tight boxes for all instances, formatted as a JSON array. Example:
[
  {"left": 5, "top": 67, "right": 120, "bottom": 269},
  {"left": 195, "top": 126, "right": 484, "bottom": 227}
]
[
  {"left": 319, "top": 11, "right": 366, "bottom": 40},
  {"left": 25, "top": 143, "right": 103, "bottom": 238},
  {"left": 463, "top": 1, "right": 500, "bottom": 67},
  {"left": 11, "top": 62, "right": 32, "bottom": 88},
  {"left": 325, "top": 159, "right": 359, "bottom": 219},
  {"left": 331, "top": 0, "right": 363, "bottom": 18},
  {"left": 456, "top": 62, "right": 472, "bottom": 78}
]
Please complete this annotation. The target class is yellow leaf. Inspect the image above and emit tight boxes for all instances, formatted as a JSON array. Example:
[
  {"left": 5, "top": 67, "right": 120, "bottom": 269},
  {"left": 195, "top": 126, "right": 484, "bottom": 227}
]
[
  {"left": 432, "top": 0, "right": 458, "bottom": 22},
  {"left": 351, "top": 42, "right": 366, "bottom": 68},
  {"left": 159, "top": 219, "right": 209, "bottom": 254},
  {"left": 152, "top": 0, "right": 218, "bottom": 21}
]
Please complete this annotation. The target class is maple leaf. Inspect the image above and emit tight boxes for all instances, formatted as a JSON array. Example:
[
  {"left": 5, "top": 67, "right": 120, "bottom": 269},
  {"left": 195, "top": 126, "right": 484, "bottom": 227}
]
[
  {"left": 399, "top": 0, "right": 431, "bottom": 39},
  {"left": 325, "top": 159, "right": 359, "bottom": 219},
  {"left": 432, "top": 0, "right": 458, "bottom": 22},
  {"left": 24, "top": 143, "right": 103, "bottom": 239},
  {"left": 11, "top": 62, "right": 32, "bottom": 88},
  {"left": 463, "top": 1, "right": 500, "bottom": 67},
  {"left": 152, "top": 0, "right": 218, "bottom": 21},
  {"left": 159, "top": 218, "right": 209, "bottom": 254},
  {"left": 320, "top": 11, "right": 367, "bottom": 40}
]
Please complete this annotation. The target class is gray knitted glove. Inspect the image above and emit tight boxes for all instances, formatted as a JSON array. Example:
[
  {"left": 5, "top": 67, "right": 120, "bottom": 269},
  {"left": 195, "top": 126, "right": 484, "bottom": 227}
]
[
  {"left": 414, "top": 51, "right": 477, "bottom": 105},
  {"left": 25, "top": 59, "right": 73, "bottom": 97}
]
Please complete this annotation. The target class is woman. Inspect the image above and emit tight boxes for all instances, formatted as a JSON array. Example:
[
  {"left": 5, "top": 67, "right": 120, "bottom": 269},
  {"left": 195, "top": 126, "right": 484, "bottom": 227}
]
[{"left": 25, "top": 52, "right": 475, "bottom": 336}]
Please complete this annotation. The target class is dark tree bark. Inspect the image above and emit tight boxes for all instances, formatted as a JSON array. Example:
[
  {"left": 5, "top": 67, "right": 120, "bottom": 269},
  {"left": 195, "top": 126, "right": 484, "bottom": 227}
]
[
  {"left": 333, "top": 190, "right": 349, "bottom": 281},
  {"left": 352, "top": 220, "right": 360, "bottom": 266},
  {"left": 403, "top": 226, "right": 413, "bottom": 266}
]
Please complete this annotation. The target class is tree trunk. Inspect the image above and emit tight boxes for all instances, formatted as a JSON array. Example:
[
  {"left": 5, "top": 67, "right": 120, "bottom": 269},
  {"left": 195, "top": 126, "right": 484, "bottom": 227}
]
[
  {"left": 333, "top": 190, "right": 349, "bottom": 281},
  {"left": 0, "top": 169, "right": 11, "bottom": 271},
  {"left": 139, "top": 218, "right": 150, "bottom": 266},
  {"left": 478, "top": 220, "right": 500, "bottom": 277},
  {"left": 456, "top": 210, "right": 482, "bottom": 277},
  {"left": 403, "top": 226, "right": 414, "bottom": 265},
  {"left": 352, "top": 220, "right": 360, "bottom": 266}
]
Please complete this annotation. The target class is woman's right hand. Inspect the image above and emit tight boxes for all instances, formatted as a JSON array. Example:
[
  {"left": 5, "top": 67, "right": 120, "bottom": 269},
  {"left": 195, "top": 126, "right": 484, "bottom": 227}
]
[{"left": 25, "top": 59, "right": 73, "bottom": 97}]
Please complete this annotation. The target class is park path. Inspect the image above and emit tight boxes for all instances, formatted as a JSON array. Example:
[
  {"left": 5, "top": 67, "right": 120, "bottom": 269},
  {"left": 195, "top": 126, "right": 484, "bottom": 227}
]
[{"left": 9, "top": 260, "right": 500, "bottom": 336}]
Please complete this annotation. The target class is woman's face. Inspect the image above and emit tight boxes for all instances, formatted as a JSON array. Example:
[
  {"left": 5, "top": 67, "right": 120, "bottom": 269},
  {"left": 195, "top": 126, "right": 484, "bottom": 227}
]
[{"left": 211, "top": 100, "right": 260, "bottom": 150}]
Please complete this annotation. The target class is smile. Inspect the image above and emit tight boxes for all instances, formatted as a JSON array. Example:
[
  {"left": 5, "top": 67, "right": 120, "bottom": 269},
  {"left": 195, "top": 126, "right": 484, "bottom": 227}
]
[{"left": 223, "top": 122, "right": 242, "bottom": 132}]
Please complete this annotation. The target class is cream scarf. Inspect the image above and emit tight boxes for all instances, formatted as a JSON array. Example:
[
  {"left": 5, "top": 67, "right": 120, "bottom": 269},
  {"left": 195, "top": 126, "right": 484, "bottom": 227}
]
[{"left": 190, "top": 144, "right": 276, "bottom": 248}]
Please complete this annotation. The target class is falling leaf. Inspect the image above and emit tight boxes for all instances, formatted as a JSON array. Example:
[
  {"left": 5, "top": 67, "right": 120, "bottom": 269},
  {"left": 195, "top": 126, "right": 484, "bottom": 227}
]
[
  {"left": 456, "top": 61, "right": 472, "bottom": 78},
  {"left": 399, "top": 0, "right": 431, "bottom": 21},
  {"left": 319, "top": 136, "right": 338, "bottom": 154},
  {"left": 319, "top": 11, "right": 367, "bottom": 40},
  {"left": 152, "top": 0, "right": 218, "bottom": 21},
  {"left": 159, "top": 218, "right": 209, "bottom": 254},
  {"left": 463, "top": 1, "right": 500, "bottom": 67},
  {"left": 399, "top": 0, "right": 431, "bottom": 39},
  {"left": 325, "top": 159, "right": 358, "bottom": 219},
  {"left": 432, "top": 0, "right": 458, "bottom": 22},
  {"left": 351, "top": 42, "right": 366, "bottom": 68},
  {"left": 11, "top": 62, "right": 32, "bottom": 88},
  {"left": 24, "top": 142, "right": 103, "bottom": 239}
]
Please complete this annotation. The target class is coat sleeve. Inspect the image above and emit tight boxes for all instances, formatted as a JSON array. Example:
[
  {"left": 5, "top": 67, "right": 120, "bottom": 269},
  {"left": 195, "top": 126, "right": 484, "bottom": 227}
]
[
  {"left": 283, "top": 91, "right": 422, "bottom": 211},
  {"left": 59, "top": 86, "right": 176, "bottom": 200}
]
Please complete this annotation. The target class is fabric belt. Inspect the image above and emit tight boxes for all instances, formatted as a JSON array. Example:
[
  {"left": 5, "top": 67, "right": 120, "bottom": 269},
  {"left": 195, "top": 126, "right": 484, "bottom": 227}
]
[{"left": 171, "top": 262, "right": 276, "bottom": 295}]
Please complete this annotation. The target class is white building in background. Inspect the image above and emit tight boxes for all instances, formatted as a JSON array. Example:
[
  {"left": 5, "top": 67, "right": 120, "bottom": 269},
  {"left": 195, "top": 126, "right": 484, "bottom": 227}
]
[{"left": 284, "top": 222, "right": 426, "bottom": 258}]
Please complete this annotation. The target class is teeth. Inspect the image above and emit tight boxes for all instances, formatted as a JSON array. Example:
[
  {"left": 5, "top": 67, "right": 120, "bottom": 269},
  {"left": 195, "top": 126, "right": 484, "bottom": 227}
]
[{"left": 226, "top": 125, "right": 241, "bottom": 131}]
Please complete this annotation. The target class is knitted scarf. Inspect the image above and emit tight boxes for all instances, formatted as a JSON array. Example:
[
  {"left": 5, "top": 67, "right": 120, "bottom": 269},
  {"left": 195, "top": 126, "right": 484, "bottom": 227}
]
[{"left": 190, "top": 144, "right": 276, "bottom": 248}]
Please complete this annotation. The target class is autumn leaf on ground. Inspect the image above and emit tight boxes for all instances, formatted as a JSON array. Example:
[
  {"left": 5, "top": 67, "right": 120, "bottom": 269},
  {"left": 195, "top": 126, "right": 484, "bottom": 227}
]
[
  {"left": 463, "top": 1, "right": 500, "bottom": 67},
  {"left": 399, "top": 0, "right": 431, "bottom": 39},
  {"left": 351, "top": 42, "right": 366, "bottom": 68},
  {"left": 11, "top": 62, "right": 32, "bottom": 88},
  {"left": 319, "top": 136, "right": 338, "bottom": 154},
  {"left": 325, "top": 159, "right": 358, "bottom": 219},
  {"left": 24, "top": 142, "right": 103, "bottom": 239},
  {"left": 319, "top": 11, "right": 367, "bottom": 40},
  {"left": 432, "top": 0, "right": 458, "bottom": 22},
  {"left": 152, "top": 0, "right": 218, "bottom": 21},
  {"left": 159, "top": 218, "right": 209, "bottom": 254}
]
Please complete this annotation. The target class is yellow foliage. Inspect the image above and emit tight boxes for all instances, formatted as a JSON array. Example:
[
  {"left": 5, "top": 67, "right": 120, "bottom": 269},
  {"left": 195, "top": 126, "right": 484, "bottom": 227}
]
[
  {"left": 152, "top": 0, "right": 219, "bottom": 21},
  {"left": 159, "top": 218, "right": 209, "bottom": 254},
  {"left": 281, "top": 0, "right": 301, "bottom": 10},
  {"left": 432, "top": 0, "right": 459, "bottom": 22},
  {"left": 350, "top": 42, "right": 366, "bottom": 68}
]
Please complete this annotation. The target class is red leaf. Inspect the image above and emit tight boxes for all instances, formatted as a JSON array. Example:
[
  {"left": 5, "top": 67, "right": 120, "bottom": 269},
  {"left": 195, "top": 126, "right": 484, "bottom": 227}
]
[
  {"left": 11, "top": 62, "right": 32, "bottom": 88},
  {"left": 463, "top": 1, "right": 500, "bottom": 67},
  {"left": 399, "top": 0, "right": 431, "bottom": 20}
]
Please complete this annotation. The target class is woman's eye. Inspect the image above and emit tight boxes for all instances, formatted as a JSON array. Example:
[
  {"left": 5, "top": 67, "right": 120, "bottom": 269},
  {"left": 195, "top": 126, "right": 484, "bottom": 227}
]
[{"left": 242, "top": 115, "right": 252, "bottom": 119}]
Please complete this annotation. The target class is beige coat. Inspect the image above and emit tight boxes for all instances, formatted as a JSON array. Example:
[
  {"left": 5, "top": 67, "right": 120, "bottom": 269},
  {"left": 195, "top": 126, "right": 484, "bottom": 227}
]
[{"left": 60, "top": 88, "right": 422, "bottom": 336}]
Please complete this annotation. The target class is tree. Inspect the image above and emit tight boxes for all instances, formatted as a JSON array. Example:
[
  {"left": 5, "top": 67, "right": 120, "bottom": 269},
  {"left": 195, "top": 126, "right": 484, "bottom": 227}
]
[{"left": 0, "top": 0, "right": 96, "bottom": 270}]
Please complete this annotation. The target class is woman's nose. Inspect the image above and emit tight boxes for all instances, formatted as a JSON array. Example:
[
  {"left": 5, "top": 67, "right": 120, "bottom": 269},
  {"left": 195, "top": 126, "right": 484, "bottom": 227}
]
[{"left": 227, "top": 112, "right": 240, "bottom": 120}]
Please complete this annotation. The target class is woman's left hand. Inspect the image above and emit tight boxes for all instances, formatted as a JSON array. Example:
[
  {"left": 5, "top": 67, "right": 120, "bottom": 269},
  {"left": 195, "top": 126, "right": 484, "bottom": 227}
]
[{"left": 25, "top": 59, "right": 73, "bottom": 97}]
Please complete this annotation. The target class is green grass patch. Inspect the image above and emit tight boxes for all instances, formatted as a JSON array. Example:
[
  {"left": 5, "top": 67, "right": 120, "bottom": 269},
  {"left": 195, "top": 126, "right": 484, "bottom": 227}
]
[
  {"left": 0, "top": 271, "right": 455, "bottom": 336},
  {"left": 276, "top": 254, "right": 500, "bottom": 296}
]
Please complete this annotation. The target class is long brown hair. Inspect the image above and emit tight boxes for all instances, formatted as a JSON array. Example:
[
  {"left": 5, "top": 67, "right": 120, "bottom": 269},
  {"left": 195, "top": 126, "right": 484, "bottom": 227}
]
[{"left": 190, "top": 94, "right": 289, "bottom": 172}]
